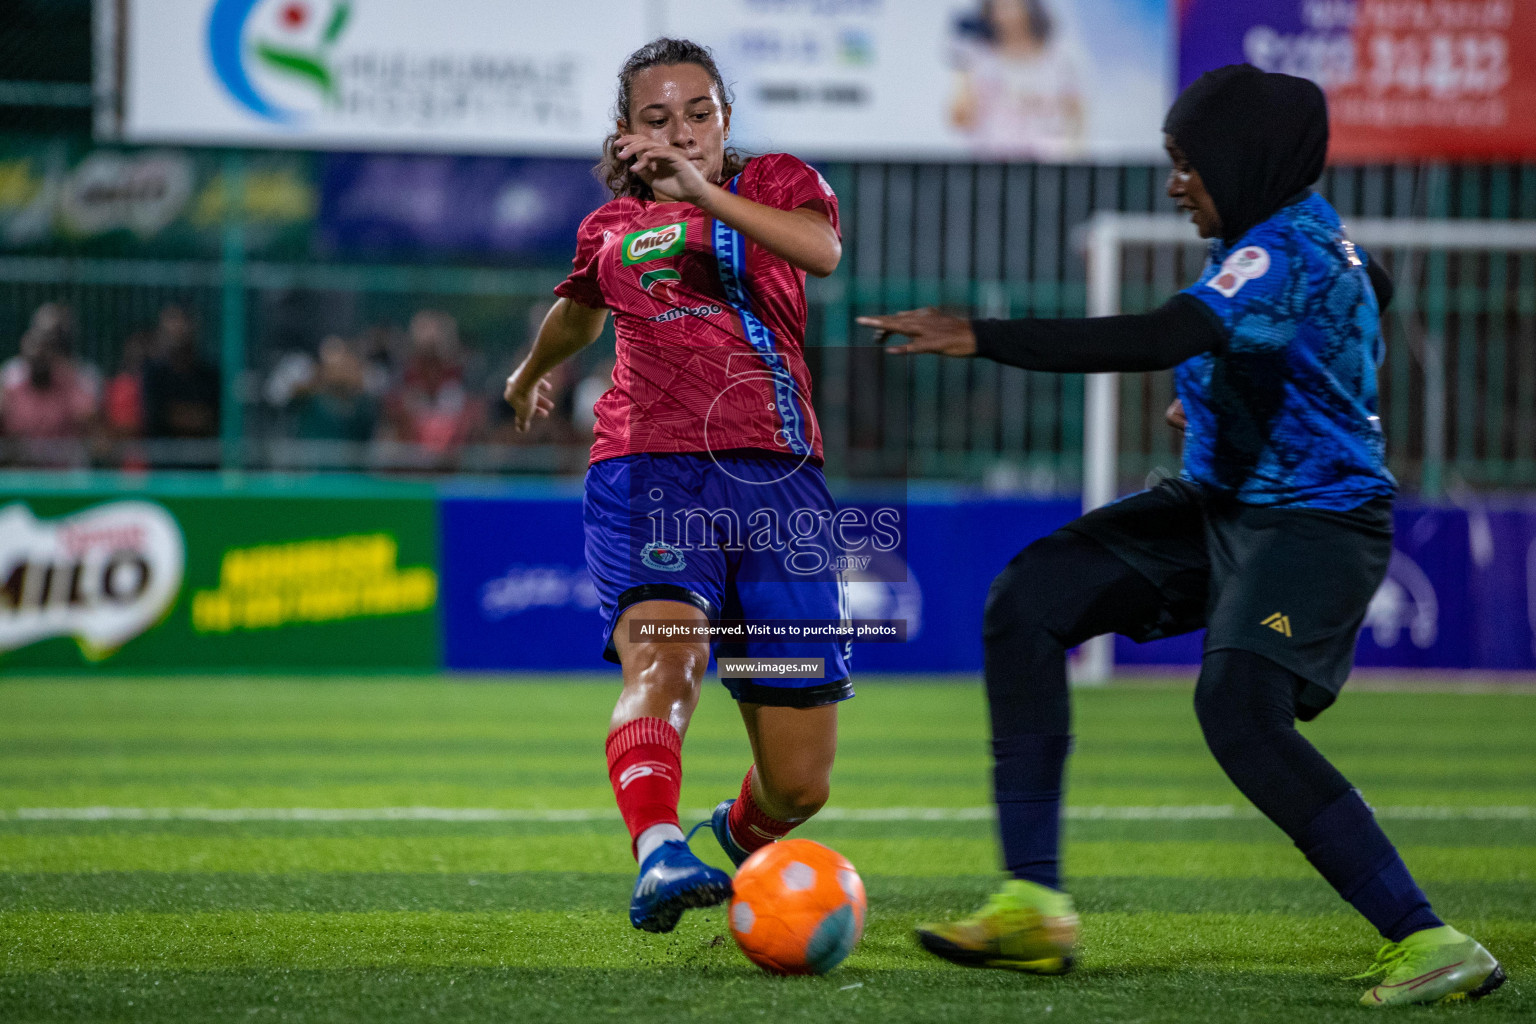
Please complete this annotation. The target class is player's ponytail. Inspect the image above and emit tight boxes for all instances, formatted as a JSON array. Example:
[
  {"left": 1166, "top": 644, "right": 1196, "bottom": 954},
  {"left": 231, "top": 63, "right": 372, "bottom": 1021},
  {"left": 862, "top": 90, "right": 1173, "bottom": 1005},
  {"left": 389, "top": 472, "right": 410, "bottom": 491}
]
[{"left": 597, "top": 38, "right": 747, "bottom": 201}]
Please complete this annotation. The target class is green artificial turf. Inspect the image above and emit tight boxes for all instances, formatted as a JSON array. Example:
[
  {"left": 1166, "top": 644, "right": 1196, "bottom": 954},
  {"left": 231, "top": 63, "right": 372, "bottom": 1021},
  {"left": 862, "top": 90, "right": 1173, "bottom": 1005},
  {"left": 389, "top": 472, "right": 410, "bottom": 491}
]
[{"left": 0, "top": 677, "right": 1530, "bottom": 1022}]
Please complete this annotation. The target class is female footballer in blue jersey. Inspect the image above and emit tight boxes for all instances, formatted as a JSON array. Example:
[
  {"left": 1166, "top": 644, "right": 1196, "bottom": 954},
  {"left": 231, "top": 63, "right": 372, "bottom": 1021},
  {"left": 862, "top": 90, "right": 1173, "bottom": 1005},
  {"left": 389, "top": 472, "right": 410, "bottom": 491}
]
[{"left": 860, "top": 65, "right": 1504, "bottom": 1007}]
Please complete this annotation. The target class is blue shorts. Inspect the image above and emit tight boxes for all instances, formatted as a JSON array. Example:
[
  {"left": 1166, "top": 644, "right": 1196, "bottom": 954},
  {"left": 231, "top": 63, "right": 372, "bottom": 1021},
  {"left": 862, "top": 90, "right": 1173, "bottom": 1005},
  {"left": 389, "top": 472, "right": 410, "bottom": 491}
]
[{"left": 584, "top": 452, "right": 853, "bottom": 707}]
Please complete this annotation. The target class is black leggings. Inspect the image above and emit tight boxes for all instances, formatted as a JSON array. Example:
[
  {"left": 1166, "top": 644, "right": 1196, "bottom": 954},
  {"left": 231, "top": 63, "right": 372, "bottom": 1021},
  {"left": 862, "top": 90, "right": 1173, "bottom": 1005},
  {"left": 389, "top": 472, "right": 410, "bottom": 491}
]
[{"left": 985, "top": 529, "right": 1351, "bottom": 843}]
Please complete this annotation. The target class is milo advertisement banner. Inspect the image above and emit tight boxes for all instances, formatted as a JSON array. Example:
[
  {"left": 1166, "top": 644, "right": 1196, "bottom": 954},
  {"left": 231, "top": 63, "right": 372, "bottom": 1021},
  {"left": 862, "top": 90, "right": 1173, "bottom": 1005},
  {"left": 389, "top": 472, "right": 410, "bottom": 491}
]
[
  {"left": 0, "top": 492, "right": 439, "bottom": 669},
  {"left": 0, "top": 501, "right": 185, "bottom": 661},
  {"left": 0, "top": 139, "right": 317, "bottom": 259}
]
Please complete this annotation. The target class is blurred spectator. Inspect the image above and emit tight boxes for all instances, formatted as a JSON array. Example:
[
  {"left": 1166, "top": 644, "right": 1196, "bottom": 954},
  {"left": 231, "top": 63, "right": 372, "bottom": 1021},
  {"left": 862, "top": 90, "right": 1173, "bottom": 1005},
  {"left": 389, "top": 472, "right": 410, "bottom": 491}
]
[
  {"left": 142, "top": 306, "right": 220, "bottom": 439},
  {"left": 351, "top": 324, "right": 396, "bottom": 399},
  {"left": 293, "top": 335, "right": 379, "bottom": 442},
  {"left": 263, "top": 347, "right": 316, "bottom": 411},
  {"left": 382, "top": 310, "right": 484, "bottom": 454},
  {"left": 103, "top": 331, "right": 151, "bottom": 438},
  {"left": 0, "top": 303, "right": 100, "bottom": 442}
]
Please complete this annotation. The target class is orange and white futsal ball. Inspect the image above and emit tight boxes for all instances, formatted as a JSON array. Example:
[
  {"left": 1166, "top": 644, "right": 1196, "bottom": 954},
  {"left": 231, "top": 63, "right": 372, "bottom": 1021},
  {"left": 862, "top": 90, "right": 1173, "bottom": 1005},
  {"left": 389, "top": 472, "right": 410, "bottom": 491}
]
[{"left": 728, "top": 838, "right": 866, "bottom": 975}]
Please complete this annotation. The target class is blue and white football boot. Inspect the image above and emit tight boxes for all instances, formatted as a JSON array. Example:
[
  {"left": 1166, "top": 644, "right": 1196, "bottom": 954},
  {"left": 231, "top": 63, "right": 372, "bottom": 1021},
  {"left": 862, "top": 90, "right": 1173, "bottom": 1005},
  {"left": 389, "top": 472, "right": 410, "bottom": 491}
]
[
  {"left": 708, "top": 798, "right": 753, "bottom": 868},
  {"left": 629, "top": 838, "right": 733, "bottom": 933}
]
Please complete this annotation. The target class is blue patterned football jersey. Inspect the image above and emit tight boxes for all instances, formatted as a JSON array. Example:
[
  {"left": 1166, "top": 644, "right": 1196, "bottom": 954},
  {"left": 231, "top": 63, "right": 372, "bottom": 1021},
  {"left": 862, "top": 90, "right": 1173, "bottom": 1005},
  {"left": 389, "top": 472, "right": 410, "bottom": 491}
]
[{"left": 1175, "top": 192, "right": 1396, "bottom": 510}]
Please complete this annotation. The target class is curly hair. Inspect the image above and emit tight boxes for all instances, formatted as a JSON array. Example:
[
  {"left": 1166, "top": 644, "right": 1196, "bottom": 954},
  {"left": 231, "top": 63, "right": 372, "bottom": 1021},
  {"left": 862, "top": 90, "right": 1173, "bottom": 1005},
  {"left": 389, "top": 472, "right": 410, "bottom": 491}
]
[{"left": 596, "top": 38, "right": 747, "bottom": 201}]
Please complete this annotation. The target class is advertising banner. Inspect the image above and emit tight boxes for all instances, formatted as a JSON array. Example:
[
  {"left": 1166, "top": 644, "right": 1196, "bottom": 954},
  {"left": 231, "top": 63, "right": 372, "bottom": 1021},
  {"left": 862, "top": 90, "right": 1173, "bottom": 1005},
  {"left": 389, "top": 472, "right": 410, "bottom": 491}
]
[
  {"left": 0, "top": 492, "right": 440, "bottom": 669},
  {"left": 668, "top": 0, "right": 1171, "bottom": 161},
  {"left": 1179, "top": 0, "right": 1536, "bottom": 161},
  {"left": 442, "top": 493, "right": 1536, "bottom": 675},
  {"left": 114, "top": 0, "right": 650, "bottom": 154},
  {"left": 439, "top": 492, "right": 1083, "bottom": 674},
  {"left": 108, "top": 0, "right": 1171, "bottom": 161},
  {"left": 440, "top": 493, "right": 608, "bottom": 672},
  {"left": 316, "top": 154, "right": 609, "bottom": 260},
  {"left": 1119, "top": 501, "right": 1536, "bottom": 672},
  {"left": 0, "top": 139, "right": 316, "bottom": 258},
  {"left": 1468, "top": 507, "right": 1536, "bottom": 671},
  {"left": 7, "top": 485, "right": 1534, "bottom": 673}
]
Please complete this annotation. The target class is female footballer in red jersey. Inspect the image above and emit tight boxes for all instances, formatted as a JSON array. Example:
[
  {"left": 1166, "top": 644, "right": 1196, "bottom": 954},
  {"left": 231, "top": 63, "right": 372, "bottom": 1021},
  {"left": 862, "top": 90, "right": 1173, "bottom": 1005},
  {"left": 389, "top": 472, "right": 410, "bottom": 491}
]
[{"left": 504, "top": 39, "right": 852, "bottom": 935}]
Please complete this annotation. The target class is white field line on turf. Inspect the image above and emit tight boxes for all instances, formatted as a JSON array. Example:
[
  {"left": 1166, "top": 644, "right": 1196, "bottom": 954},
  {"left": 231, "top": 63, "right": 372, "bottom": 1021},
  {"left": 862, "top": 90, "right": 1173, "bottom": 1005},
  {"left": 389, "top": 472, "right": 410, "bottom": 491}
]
[{"left": 1, "top": 805, "right": 1531, "bottom": 823}]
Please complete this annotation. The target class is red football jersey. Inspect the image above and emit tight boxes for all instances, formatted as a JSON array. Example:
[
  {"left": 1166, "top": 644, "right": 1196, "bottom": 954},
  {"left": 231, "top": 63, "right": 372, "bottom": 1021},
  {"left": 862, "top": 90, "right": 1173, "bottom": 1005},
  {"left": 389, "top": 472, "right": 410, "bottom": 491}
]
[{"left": 555, "top": 153, "right": 839, "bottom": 464}]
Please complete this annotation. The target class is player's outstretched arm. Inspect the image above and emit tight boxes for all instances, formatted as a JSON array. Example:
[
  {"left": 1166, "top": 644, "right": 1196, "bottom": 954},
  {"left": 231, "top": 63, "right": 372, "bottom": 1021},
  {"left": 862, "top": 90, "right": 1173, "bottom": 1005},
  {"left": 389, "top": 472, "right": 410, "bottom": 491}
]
[
  {"left": 857, "top": 309, "right": 979, "bottom": 357},
  {"left": 503, "top": 297, "right": 608, "bottom": 432},
  {"left": 616, "top": 135, "right": 841, "bottom": 277},
  {"left": 860, "top": 295, "right": 1226, "bottom": 373}
]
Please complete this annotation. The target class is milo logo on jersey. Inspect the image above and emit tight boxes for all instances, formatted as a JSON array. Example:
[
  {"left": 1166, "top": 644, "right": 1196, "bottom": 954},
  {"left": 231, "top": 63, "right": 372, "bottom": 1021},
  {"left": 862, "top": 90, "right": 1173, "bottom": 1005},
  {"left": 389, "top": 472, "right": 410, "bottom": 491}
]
[{"left": 622, "top": 222, "right": 687, "bottom": 265}]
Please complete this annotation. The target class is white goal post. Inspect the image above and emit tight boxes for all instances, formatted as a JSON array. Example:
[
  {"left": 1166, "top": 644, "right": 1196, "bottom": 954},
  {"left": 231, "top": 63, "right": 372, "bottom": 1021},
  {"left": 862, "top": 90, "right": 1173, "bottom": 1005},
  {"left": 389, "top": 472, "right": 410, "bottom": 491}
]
[{"left": 1073, "top": 213, "right": 1536, "bottom": 685}]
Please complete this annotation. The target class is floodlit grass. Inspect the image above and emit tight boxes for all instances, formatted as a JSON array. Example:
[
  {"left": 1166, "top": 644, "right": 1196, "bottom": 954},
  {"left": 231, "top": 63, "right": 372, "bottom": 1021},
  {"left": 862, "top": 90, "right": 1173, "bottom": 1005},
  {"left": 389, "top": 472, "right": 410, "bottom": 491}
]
[{"left": 0, "top": 677, "right": 1530, "bottom": 1022}]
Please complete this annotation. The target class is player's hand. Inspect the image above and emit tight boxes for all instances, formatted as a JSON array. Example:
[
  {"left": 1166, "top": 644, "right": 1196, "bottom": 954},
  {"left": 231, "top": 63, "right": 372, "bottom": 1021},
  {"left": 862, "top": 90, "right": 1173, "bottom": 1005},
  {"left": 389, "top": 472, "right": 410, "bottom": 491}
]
[
  {"left": 857, "top": 308, "right": 977, "bottom": 357},
  {"left": 1165, "top": 398, "right": 1187, "bottom": 432},
  {"left": 615, "top": 135, "right": 711, "bottom": 203},
  {"left": 503, "top": 365, "right": 555, "bottom": 432}
]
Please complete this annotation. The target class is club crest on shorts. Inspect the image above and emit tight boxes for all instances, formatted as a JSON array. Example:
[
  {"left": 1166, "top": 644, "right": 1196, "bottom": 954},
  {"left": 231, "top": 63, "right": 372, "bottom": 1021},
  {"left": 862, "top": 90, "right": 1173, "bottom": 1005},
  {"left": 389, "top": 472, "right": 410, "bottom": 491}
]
[
  {"left": 640, "top": 541, "right": 686, "bottom": 572},
  {"left": 1207, "top": 245, "right": 1271, "bottom": 298}
]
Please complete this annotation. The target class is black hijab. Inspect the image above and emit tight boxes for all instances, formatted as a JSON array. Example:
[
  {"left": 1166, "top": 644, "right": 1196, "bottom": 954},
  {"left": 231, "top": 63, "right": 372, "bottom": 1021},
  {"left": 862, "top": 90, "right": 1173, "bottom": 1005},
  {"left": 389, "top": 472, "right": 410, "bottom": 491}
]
[{"left": 1163, "top": 64, "right": 1329, "bottom": 245}]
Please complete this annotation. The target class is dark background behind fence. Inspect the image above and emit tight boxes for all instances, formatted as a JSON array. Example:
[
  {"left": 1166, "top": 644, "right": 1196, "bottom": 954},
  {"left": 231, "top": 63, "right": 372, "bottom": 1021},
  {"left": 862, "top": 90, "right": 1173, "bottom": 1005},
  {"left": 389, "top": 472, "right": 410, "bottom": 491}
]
[{"left": 1, "top": 1, "right": 1533, "bottom": 494}]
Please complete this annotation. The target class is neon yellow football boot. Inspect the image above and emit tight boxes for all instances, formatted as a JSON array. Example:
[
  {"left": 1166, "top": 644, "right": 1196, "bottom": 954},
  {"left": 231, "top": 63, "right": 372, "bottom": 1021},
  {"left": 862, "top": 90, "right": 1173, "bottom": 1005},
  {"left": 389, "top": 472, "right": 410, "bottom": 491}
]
[
  {"left": 914, "top": 878, "right": 1078, "bottom": 974},
  {"left": 1351, "top": 926, "right": 1505, "bottom": 1007}
]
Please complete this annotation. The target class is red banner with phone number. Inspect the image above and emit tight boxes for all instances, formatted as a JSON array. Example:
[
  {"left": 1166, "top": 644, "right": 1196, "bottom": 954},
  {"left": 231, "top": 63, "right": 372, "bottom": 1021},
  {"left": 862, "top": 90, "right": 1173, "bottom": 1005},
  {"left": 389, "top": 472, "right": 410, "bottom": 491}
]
[{"left": 1180, "top": 0, "right": 1536, "bottom": 161}]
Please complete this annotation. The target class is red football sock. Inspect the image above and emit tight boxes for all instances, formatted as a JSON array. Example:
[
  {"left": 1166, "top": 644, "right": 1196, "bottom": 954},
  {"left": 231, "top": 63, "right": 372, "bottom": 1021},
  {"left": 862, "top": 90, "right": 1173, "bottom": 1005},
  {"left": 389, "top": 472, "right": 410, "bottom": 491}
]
[
  {"left": 605, "top": 717, "right": 683, "bottom": 860},
  {"left": 726, "top": 766, "right": 799, "bottom": 853}
]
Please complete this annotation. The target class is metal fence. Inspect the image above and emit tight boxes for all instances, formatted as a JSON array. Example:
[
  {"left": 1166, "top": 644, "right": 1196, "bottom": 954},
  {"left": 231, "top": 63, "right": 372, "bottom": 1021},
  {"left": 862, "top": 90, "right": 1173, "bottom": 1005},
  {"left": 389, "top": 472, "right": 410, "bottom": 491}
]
[
  {"left": 1, "top": 156, "right": 1533, "bottom": 490},
  {"left": 825, "top": 161, "right": 1536, "bottom": 494}
]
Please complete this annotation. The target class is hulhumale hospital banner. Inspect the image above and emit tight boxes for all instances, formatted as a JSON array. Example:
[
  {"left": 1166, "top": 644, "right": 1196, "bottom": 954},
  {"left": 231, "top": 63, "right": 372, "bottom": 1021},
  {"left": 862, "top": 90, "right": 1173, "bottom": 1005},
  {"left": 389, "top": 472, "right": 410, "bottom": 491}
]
[
  {"left": 110, "top": 0, "right": 652, "bottom": 154},
  {"left": 1180, "top": 0, "right": 1536, "bottom": 160},
  {"left": 101, "top": 0, "right": 1536, "bottom": 162},
  {"left": 102, "top": 0, "right": 1173, "bottom": 161}
]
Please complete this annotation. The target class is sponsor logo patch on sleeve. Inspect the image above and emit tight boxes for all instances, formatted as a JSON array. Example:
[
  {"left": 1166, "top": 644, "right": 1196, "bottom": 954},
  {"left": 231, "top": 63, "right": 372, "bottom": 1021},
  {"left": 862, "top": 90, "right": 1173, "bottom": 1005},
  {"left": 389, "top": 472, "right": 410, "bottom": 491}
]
[{"left": 1205, "top": 245, "right": 1271, "bottom": 298}]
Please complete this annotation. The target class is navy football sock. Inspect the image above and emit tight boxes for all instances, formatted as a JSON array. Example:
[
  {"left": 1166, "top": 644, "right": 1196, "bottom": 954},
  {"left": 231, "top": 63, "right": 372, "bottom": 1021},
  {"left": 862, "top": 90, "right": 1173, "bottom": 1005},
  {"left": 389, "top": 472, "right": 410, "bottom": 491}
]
[
  {"left": 1296, "top": 788, "right": 1444, "bottom": 942},
  {"left": 992, "top": 733, "right": 1073, "bottom": 889},
  {"left": 981, "top": 531, "right": 1166, "bottom": 892},
  {"left": 1196, "top": 652, "right": 1443, "bottom": 943}
]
